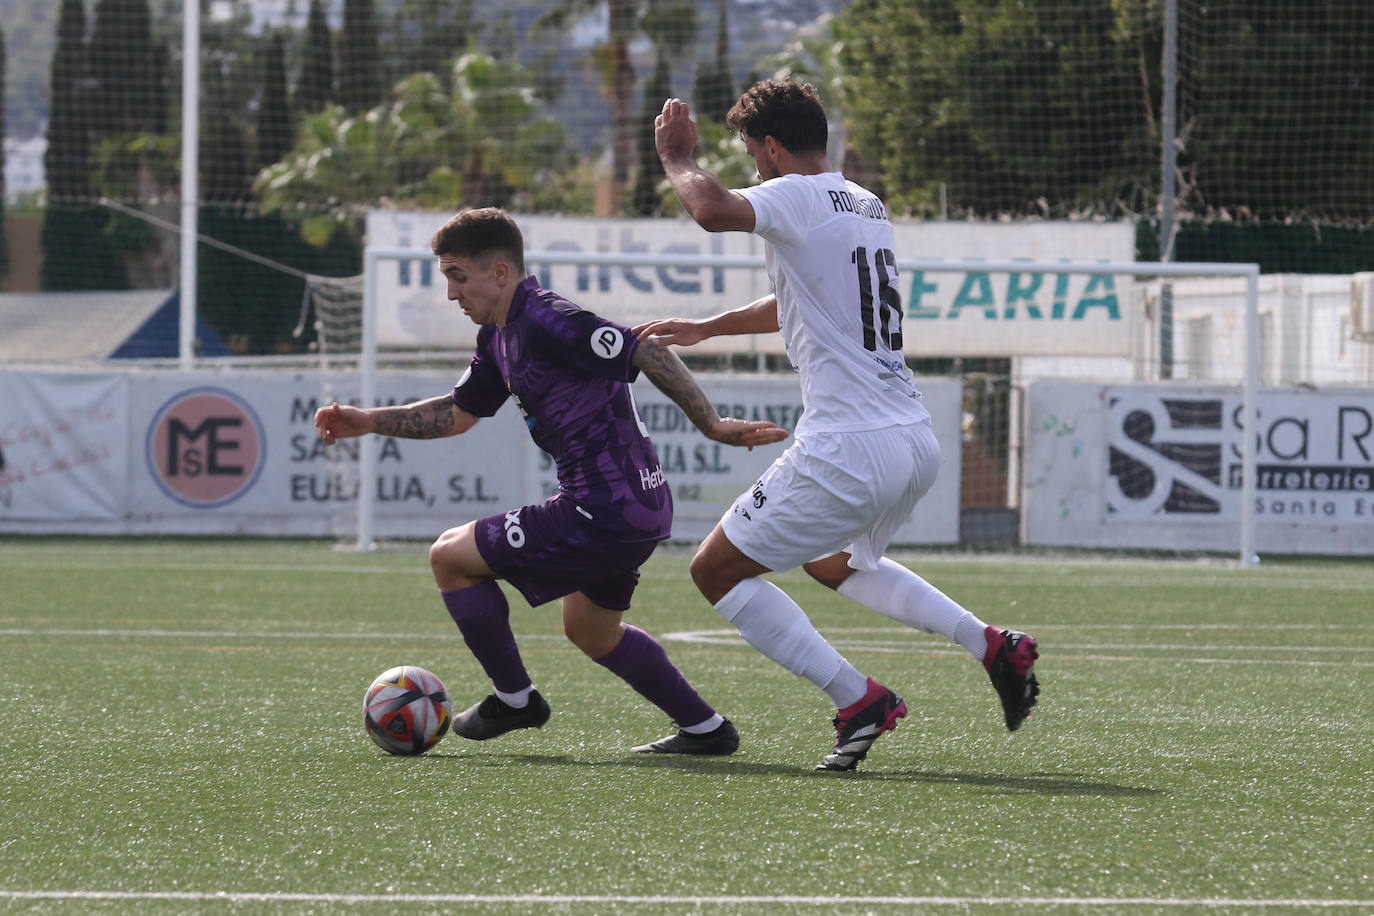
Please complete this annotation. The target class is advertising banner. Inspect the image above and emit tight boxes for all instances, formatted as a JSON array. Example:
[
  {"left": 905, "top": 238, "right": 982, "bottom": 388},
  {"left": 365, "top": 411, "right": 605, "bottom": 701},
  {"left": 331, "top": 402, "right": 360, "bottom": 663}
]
[
  {"left": 0, "top": 371, "right": 128, "bottom": 521},
  {"left": 124, "top": 371, "right": 528, "bottom": 537},
  {"left": 2, "top": 368, "right": 961, "bottom": 546},
  {"left": 366, "top": 212, "right": 1137, "bottom": 358},
  {"left": 1025, "top": 380, "right": 1374, "bottom": 554}
]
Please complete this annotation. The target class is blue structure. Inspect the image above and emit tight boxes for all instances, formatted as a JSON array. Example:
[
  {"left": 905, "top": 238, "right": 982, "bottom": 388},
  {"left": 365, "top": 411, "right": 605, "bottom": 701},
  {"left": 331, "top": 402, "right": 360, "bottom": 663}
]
[{"left": 109, "top": 291, "right": 232, "bottom": 359}]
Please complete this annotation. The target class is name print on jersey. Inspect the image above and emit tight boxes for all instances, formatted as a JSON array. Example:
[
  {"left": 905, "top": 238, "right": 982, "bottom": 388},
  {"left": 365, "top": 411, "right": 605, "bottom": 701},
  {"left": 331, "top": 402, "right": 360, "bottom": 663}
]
[{"left": 827, "top": 189, "right": 887, "bottom": 220}]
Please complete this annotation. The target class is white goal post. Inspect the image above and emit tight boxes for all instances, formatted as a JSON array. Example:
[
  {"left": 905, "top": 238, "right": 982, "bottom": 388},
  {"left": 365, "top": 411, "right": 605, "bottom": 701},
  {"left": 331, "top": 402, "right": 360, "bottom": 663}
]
[{"left": 357, "top": 246, "right": 1261, "bottom": 565}]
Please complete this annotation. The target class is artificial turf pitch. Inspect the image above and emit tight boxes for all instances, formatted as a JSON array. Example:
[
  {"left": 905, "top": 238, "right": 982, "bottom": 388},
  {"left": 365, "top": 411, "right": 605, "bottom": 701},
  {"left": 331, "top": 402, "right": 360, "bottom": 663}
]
[{"left": 0, "top": 537, "right": 1370, "bottom": 914}]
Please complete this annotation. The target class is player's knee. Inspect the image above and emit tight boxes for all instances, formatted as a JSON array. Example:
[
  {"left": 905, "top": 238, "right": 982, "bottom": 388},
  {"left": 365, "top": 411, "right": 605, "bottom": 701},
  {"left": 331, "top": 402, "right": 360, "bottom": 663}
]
[
  {"left": 688, "top": 549, "right": 723, "bottom": 602},
  {"left": 563, "top": 619, "right": 616, "bottom": 658},
  {"left": 803, "top": 558, "right": 852, "bottom": 591},
  {"left": 428, "top": 531, "right": 459, "bottom": 581}
]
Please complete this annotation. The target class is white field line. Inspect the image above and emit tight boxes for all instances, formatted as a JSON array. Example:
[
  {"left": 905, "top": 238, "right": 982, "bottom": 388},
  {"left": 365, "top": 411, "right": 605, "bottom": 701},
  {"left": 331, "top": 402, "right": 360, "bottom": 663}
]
[
  {"left": 8, "top": 558, "right": 1374, "bottom": 593},
  {"left": 0, "top": 890, "right": 1371, "bottom": 908},
  {"left": 2, "top": 626, "right": 1371, "bottom": 667}
]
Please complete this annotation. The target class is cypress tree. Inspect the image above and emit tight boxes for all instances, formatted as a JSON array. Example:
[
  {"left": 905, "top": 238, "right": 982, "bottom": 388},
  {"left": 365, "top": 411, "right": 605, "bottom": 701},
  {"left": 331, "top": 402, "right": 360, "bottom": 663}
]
[
  {"left": 42, "top": 0, "right": 128, "bottom": 291},
  {"left": 631, "top": 56, "right": 673, "bottom": 216},
  {"left": 201, "top": 71, "right": 253, "bottom": 205},
  {"left": 257, "top": 32, "right": 292, "bottom": 170},
  {"left": 297, "top": 0, "right": 335, "bottom": 118},
  {"left": 44, "top": 0, "right": 91, "bottom": 203},
  {"left": 88, "top": 0, "right": 160, "bottom": 141},
  {"left": 339, "top": 0, "right": 383, "bottom": 115},
  {"left": 694, "top": 0, "right": 734, "bottom": 125}
]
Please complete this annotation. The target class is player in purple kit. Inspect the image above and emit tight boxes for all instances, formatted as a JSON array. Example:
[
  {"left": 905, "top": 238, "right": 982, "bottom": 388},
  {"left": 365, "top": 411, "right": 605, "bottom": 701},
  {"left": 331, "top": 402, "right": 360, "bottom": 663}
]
[{"left": 315, "top": 207, "right": 786, "bottom": 755}]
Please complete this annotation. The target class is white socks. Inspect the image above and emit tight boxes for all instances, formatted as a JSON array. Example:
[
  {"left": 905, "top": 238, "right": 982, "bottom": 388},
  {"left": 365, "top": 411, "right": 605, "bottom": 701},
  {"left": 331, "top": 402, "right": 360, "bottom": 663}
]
[
  {"left": 714, "top": 578, "right": 869, "bottom": 708},
  {"left": 836, "top": 557, "right": 990, "bottom": 662},
  {"left": 681, "top": 713, "right": 725, "bottom": 734},
  {"left": 494, "top": 685, "right": 534, "bottom": 708}
]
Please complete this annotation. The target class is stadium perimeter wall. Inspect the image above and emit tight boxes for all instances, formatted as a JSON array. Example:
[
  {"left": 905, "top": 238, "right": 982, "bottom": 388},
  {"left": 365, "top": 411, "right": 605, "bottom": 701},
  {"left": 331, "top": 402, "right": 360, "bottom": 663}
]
[
  {"left": 6, "top": 366, "right": 1370, "bottom": 555},
  {"left": 1024, "top": 380, "right": 1374, "bottom": 555},
  {"left": 0, "top": 367, "right": 962, "bottom": 545}
]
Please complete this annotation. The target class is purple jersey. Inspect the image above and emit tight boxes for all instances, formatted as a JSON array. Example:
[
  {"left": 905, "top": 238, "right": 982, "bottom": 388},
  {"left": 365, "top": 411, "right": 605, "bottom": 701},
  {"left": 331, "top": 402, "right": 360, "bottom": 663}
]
[{"left": 450, "top": 277, "right": 672, "bottom": 541}]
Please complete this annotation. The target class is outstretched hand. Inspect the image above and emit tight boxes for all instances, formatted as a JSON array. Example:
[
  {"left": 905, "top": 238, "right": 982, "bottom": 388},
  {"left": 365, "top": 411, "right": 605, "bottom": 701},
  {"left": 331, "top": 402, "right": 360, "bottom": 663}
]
[
  {"left": 314, "top": 401, "right": 373, "bottom": 445},
  {"left": 633, "top": 318, "right": 708, "bottom": 348},
  {"left": 707, "top": 417, "right": 789, "bottom": 451}
]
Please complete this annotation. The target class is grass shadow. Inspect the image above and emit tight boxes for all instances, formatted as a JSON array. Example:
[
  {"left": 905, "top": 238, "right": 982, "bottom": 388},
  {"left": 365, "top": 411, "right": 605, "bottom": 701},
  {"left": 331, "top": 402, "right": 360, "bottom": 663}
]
[{"left": 427, "top": 750, "right": 1159, "bottom": 796}]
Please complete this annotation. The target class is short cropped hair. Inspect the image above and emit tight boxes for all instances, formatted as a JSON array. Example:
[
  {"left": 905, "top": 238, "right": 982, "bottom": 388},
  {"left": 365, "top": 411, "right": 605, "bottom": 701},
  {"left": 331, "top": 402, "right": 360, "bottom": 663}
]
[
  {"left": 726, "top": 80, "right": 828, "bottom": 156},
  {"left": 430, "top": 207, "right": 526, "bottom": 275}
]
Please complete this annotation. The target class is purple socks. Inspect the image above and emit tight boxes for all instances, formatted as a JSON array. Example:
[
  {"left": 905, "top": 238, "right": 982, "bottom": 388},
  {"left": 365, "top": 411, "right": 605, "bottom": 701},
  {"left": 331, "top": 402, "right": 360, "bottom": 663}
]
[
  {"left": 595, "top": 625, "right": 714, "bottom": 727},
  {"left": 441, "top": 581, "right": 531, "bottom": 694}
]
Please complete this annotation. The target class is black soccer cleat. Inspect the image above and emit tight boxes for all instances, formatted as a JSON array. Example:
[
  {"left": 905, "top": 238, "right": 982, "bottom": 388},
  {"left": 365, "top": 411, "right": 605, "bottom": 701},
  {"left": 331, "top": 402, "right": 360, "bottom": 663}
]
[
  {"left": 632, "top": 718, "right": 740, "bottom": 756},
  {"left": 984, "top": 626, "right": 1040, "bottom": 731},
  {"left": 815, "top": 678, "right": 907, "bottom": 772},
  {"left": 450, "top": 690, "right": 550, "bottom": 740}
]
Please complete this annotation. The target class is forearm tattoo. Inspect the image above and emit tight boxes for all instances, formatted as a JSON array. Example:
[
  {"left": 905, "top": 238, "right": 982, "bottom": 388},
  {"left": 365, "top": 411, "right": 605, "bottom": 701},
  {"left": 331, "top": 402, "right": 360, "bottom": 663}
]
[
  {"left": 634, "top": 342, "right": 734, "bottom": 441},
  {"left": 371, "top": 395, "right": 458, "bottom": 439}
]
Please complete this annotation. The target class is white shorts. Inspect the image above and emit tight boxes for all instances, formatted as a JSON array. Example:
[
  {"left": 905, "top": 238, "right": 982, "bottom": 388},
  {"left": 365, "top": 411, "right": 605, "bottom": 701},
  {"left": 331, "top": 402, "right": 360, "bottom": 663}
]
[{"left": 720, "top": 421, "right": 941, "bottom": 573}]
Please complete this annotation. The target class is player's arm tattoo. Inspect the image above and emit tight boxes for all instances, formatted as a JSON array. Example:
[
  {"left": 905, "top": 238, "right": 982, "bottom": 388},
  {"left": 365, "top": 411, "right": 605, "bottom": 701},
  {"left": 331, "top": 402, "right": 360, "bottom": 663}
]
[
  {"left": 633, "top": 340, "right": 746, "bottom": 445},
  {"left": 371, "top": 395, "right": 463, "bottom": 439}
]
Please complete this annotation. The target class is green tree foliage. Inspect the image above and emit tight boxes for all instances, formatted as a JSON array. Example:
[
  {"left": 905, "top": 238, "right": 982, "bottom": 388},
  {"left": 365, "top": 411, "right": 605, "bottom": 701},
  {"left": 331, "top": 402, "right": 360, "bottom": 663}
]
[
  {"left": 41, "top": 0, "right": 128, "bottom": 291},
  {"left": 296, "top": 0, "right": 335, "bottom": 118},
  {"left": 43, "top": 0, "right": 91, "bottom": 202},
  {"left": 632, "top": 55, "right": 673, "bottom": 215},
  {"left": 340, "top": 0, "right": 384, "bottom": 115},
  {"left": 202, "top": 68, "right": 254, "bottom": 205},
  {"left": 628, "top": 1, "right": 695, "bottom": 215},
  {"left": 256, "top": 53, "right": 571, "bottom": 242},
  {"left": 88, "top": 0, "right": 163, "bottom": 141},
  {"left": 196, "top": 208, "right": 359, "bottom": 356},
  {"left": 1177, "top": 0, "right": 1374, "bottom": 221},
  {"left": 837, "top": 0, "right": 1159, "bottom": 218},
  {"left": 257, "top": 32, "right": 292, "bottom": 170},
  {"left": 391, "top": 0, "right": 476, "bottom": 89}
]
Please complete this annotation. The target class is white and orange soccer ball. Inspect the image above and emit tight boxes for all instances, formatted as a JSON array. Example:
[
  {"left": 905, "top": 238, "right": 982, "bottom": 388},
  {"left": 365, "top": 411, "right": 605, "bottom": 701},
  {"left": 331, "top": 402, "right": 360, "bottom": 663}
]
[{"left": 362, "top": 665, "right": 452, "bottom": 755}]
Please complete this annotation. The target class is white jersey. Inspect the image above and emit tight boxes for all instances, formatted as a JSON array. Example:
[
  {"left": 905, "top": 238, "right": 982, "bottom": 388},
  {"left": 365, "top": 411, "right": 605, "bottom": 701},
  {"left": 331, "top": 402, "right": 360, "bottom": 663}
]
[{"left": 737, "top": 172, "right": 929, "bottom": 437}]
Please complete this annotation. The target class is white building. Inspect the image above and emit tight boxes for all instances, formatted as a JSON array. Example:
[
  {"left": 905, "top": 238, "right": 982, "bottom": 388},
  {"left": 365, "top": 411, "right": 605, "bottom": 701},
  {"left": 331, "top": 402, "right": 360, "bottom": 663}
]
[{"left": 3, "top": 136, "right": 47, "bottom": 201}]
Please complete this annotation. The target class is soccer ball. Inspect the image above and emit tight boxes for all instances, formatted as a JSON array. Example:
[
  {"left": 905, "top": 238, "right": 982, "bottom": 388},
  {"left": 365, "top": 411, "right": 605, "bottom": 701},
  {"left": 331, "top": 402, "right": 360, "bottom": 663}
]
[{"left": 362, "top": 665, "right": 452, "bottom": 756}]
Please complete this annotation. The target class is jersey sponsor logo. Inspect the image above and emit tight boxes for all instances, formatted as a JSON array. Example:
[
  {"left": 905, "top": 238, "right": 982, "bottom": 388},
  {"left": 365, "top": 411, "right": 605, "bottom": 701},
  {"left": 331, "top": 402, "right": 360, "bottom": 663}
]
[
  {"left": 639, "top": 464, "right": 667, "bottom": 491},
  {"left": 503, "top": 508, "right": 526, "bottom": 547},
  {"left": 590, "top": 326, "right": 624, "bottom": 359}
]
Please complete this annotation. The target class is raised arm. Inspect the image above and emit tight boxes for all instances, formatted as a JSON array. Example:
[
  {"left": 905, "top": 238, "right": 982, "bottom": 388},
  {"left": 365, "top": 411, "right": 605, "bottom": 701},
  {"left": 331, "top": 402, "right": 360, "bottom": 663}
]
[
  {"left": 655, "top": 98, "right": 756, "bottom": 233},
  {"left": 314, "top": 395, "right": 478, "bottom": 445},
  {"left": 631, "top": 339, "right": 787, "bottom": 450}
]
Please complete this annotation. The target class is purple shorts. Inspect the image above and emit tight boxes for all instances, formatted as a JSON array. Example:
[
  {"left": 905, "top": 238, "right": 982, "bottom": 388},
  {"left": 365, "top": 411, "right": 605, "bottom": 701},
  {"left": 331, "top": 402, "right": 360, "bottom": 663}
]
[{"left": 472, "top": 495, "right": 663, "bottom": 610}]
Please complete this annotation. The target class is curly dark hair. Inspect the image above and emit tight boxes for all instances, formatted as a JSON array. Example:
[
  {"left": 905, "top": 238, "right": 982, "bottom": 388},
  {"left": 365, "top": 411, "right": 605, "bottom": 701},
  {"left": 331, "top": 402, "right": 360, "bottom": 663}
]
[
  {"left": 430, "top": 207, "right": 526, "bottom": 274},
  {"left": 725, "top": 80, "right": 828, "bottom": 155}
]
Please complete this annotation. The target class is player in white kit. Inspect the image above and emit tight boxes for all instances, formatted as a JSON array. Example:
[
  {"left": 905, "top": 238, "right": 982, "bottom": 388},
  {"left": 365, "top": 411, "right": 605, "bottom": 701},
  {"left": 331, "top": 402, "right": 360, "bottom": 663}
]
[{"left": 640, "top": 80, "right": 1040, "bottom": 771}]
